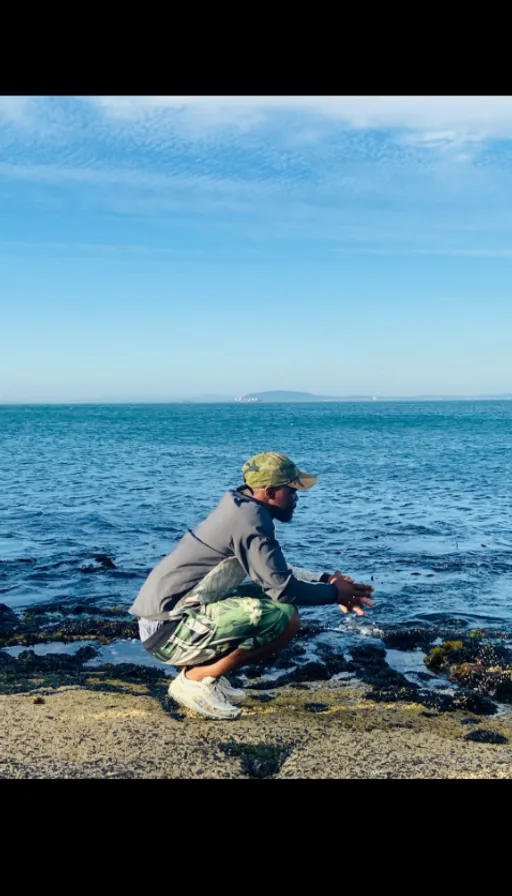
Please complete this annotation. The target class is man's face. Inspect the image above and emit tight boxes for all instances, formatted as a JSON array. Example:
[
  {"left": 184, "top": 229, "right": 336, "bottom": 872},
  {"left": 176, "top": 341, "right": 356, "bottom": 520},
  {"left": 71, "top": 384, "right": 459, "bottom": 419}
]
[{"left": 269, "top": 484, "right": 298, "bottom": 523}]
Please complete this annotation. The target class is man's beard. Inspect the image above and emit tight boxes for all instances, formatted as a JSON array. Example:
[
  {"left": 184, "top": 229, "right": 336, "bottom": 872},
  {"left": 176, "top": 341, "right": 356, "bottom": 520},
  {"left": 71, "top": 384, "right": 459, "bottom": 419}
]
[{"left": 269, "top": 504, "right": 296, "bottom": 524}]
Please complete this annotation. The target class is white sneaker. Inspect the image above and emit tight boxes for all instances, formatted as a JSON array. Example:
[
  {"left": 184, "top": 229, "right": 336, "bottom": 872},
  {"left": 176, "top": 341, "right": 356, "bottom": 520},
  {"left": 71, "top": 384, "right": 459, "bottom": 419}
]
[
  {"left": 168, "top": 671, "right": 241, "bottom": 720},
  {"left": 217, "top": 676, "right": 246, "bottom": 705}
]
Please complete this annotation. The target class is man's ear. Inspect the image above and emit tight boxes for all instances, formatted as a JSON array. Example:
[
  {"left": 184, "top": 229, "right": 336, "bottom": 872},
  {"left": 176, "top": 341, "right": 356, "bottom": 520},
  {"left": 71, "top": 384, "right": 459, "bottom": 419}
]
[{"left": 265, "top": 485, "right": 277, "bottom": 500}]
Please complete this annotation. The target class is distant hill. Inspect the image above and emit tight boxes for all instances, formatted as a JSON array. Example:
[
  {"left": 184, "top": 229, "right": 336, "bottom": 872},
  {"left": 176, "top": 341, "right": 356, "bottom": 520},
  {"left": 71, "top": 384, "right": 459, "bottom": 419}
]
[{"left": 242, "top": 390, "right": 370, "bottom": 402}]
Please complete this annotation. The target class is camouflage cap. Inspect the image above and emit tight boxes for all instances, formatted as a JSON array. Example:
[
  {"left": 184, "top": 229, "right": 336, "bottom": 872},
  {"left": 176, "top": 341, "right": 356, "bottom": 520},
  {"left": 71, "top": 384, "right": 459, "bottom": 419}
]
[{"left": 242, "top": 451, "right": 318, "bottom": 490}]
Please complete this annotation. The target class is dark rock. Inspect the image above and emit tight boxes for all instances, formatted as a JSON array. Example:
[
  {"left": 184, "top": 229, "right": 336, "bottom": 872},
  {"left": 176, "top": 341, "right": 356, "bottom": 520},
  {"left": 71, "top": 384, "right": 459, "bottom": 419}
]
[
  {"left": 324, "top": 654, "right": 351, "bottom": 676},
  {"left": 366, "top": 686, "right": 497, "bottom": 716},
  {"left": 464, "top": 729, "right": 508, "bottom": 745},
  {"left": 305, "top": 702, "right": 329, "bottom": 713},
  {"left": 298, "top": 620, "right": 326, "bottom": 639},
  {"left": 382, "top": 626, "right": 437, "bottom": 652},
  {"left": 80, "top": 554, "right": 117, "bottom": 573},
  {"left": 270, "top": 660, "right": 331, "bottom": 687},
  {"left": 242, "top": 663, "right": 267, "bottom": 680},
  {"left": 0, "top": 604, "right": 20, "bottom": 638},
  {"left": 451, "top": 690, "right": 497, "bottom": 715},
  {"left": 349, "top": 644, "right": 412, "bottom": 690},
  {"left": 351, "top": 644, "right": 386, "bottom": 662},
  {"left": 99, "top": 662, "right": 162, "bottom": 682},
  {"left": 219, "top": 741, "right": 291, "bottom": 778},
  {"left": 251, "top": 694, "right": 275, "bottom": 703},
  {"left": 461, "top": 717, "right": 481, "bottom": 726},
  {"left": 33, "top": 697, "right": 45, "bottom": 705},
  {"left": 0, "top": 650, "right": 15, "bottom": 666},
  {"left": 75, "top": 646, "right": 99, "bottom": 662},
  {"left": 14, "top": 649, "right": 89, "bottom": 673},
  {"left": 424, "top": 637, "right": 512, "bottom": 705}
]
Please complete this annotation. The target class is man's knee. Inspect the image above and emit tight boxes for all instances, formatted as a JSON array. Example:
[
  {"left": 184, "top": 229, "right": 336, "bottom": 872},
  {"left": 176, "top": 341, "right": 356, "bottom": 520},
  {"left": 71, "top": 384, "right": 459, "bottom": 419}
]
[{"left": 286, "top": 606, "right": 300, "bottom": 636}]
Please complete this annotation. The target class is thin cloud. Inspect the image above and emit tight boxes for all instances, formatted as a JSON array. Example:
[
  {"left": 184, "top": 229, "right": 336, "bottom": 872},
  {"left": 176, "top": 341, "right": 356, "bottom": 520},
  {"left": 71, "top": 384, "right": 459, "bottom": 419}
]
[{"left": 87, "top": 95, "right": 512, "bottom": 143}]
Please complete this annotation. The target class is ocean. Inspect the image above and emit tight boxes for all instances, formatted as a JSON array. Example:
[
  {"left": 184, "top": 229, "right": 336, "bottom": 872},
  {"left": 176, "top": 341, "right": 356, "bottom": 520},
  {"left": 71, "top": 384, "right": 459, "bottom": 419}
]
[{"left": 1, "top": 401, "right": 511, "bottom": 657}]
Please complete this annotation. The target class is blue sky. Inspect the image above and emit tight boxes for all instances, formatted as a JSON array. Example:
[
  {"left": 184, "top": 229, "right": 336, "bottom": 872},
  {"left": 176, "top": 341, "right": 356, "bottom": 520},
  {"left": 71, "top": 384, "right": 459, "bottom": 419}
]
[{"left": 1, "top": 95, "right": 511, "bottom": 401}]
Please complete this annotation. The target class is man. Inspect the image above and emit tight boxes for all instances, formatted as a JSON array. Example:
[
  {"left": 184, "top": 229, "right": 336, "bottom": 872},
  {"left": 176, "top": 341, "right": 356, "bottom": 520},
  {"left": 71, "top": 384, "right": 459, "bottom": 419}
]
[{"left": 130, "top": 451, "right": 374, "bottom": 720}]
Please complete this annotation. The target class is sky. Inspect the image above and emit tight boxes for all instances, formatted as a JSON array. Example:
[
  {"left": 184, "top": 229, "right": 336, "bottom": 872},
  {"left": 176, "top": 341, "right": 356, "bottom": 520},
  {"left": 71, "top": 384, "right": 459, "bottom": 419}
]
[{"left": 1, "top": 95, "right": 511, "bottom": 402}]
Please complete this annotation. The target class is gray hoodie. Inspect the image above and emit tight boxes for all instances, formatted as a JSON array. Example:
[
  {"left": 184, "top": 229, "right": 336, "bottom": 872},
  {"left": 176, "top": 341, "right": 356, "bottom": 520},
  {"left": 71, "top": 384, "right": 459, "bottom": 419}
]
[{"left": 129, "top": 489, "right": 337, "bottom": 621}]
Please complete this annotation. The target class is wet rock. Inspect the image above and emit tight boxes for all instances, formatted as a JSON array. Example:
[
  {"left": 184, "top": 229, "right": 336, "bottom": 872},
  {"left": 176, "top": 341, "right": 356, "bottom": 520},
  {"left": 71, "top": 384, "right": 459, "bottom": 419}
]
[
  {"left": 0, "top": 604, "right": 20, "bottom": 638},
  {"left": 451, "top": 690, "right": 497, "bottom": 715},
  {"left": 382, "top": 626, "right": 437, "bottom": 652},
  {"left": 251, "top": 694, "right": 275, "bottom": 703},
  {"left": 13, "top": 648, "right": 97, "bottom": 673},
  {"left": 324, "top": 654, "right": 351, "bottom": 676},
  {"left": 424, "top": 637, "right": 512, "bottom": 704},
  {"left": 0, "top": 650, "right": 15, "bottom": 666},
  {"left": 351, "top": 644, "right": 386, "bottom": 661},
  {"left": 271, "top": 660, "right": 331, "bottom": 687},
  {"left": 98, "top": 663, "right": 162, "bottom": 682},
  {"left": 298, "top": 620, "right": 326, "bottom": 639},
  {"left": 451, "top": 665, "right": 512, "bottom": 703},
  {"left": 75, "top": 646, "right": 99, "bottom": 662},
  {"left": 270, "top": 642, "right": 307, "bottom": 670},
  {"left": 80, "top": 554, "right": 117, "bottom": 573},
  {"left": 349, "top": 644, "right": 412, "bottom": 690},
  {"left": 242, "top": 663, "right": 267, "bottom": 680},
  {"left": 464, "top": 729, "right": 508, "bottom": 745},
  {"left": 461, "top": 717, "right": 481, "bottom": 726},
  {"left": 424, "top": 640, "right": 465, "bottom": 671}
]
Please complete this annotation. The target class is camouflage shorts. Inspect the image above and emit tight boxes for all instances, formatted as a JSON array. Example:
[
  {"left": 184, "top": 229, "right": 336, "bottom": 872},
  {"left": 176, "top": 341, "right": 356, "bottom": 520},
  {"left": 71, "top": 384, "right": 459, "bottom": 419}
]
[{"left": 149, "top": 596, "right": 295, "bottom": 667}]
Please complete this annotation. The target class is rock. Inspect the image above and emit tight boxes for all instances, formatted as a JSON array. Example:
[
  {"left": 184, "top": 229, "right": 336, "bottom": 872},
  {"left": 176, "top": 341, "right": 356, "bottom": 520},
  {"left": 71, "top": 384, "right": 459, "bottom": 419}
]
[
  {"left": 424, "top": 637, "right": 512, "bottom": 705},
  {"left": 271, "top": 660, "right": 331, "bottom": 687},
  {"left": 349, "top": 644, "right": 412, "bottom": 690},
  {"left": 464, "top": 729, "right": 508, "bottom": 745},
  {"left": 219, "top": 741, "right": 291, "bottom": 778},
  {"left": 305, "top": 703, "right": 329, "bottom": 713},
  {"left": 0, "top": 604, "right": 20, "bottom": 638},
  {"left": 382, "top": 626, "right": 437, "bottom": 652},
  {"left": 451, "top": 690, "right": 497, "bottom": 716},
  {"left": 424, "top": 640, "right": 465, "bottom": 672},
  {"left": 80, "top": 554, "right": 117, "bottom": 573},
  {"left": 366, "top": 686, "right": 497, "bottom": 716}
]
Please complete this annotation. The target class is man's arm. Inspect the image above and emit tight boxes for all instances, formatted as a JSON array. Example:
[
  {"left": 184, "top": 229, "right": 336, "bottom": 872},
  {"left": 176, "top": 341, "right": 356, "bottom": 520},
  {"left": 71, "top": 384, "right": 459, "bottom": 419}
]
[
  {"left": 289, "top": 566, "right": 332, "bottom": 584},
  {"left": 232, "top": 519, "right": 338, "bottom": 606}
]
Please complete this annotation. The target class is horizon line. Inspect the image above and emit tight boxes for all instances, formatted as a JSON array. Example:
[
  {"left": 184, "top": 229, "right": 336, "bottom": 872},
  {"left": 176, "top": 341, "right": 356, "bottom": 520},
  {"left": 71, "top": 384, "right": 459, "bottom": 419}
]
[{"left": 1, "top": 395, "right": 512, "bottom": 406}]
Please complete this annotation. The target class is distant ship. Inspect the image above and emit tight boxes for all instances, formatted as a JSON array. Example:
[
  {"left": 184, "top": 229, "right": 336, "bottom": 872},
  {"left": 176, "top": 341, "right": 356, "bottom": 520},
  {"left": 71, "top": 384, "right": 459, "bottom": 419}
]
[{"left": 234, "top": 396, "right": 261, "bottom": 403}]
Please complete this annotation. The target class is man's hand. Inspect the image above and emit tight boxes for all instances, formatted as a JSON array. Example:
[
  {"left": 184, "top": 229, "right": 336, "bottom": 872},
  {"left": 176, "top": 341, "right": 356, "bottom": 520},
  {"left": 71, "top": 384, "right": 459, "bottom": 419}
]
[{"left": 328, "top": 570, "right": 375, "bottom": 616}]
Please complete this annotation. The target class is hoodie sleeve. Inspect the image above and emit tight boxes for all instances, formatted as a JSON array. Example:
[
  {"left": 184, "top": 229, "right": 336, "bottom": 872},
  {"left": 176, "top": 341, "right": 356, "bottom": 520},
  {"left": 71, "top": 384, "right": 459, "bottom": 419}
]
[{"left": 232, "top": 511, "right": 338, "bottom": 607}]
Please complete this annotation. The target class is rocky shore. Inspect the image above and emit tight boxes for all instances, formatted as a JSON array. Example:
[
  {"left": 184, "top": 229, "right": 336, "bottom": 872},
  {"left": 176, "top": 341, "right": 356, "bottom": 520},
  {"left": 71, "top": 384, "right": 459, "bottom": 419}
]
[{"left": 1, "top": 602, "right": 511, "bottom": 779}]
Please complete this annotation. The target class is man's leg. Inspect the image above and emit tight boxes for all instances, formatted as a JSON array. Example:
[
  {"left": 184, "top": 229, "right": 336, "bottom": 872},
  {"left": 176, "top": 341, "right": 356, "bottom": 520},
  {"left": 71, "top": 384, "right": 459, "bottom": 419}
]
[
  {"left": 160, "top": 597, "right": 299, "bottom": 718},
  {"left": 185, "top": 608, "right": 299, "bottom": 681}
]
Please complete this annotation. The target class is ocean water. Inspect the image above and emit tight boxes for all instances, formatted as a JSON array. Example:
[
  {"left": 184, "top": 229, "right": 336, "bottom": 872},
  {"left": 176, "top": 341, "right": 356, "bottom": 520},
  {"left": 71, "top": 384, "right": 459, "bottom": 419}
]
[{"left": 1, "top": 401, "right": 511, "bottom": 641}]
